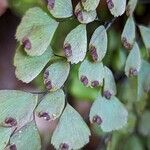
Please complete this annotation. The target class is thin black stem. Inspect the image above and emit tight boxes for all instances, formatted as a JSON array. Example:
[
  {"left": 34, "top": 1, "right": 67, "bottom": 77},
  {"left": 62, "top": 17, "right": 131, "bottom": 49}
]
[{"left": 105, "top": 17, "right": 117, "bottom": 31}]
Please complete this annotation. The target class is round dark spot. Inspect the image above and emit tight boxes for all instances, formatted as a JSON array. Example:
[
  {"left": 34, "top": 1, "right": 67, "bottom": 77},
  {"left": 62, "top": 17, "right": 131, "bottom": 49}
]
[
  {"left": 44, "top": 70, "right": 49, "bottom": 79},
  {"left": 92, "top": 115, "right": 102, "bottom": 125},
  {"left": 4, "top": 117, "right": 17, "bottom": 127},
  {"left": 59, "top": 143, "right": 69, "bottom": 150},
  {"left": 38, "top": 112, "right": 51, "bottom": 121},
  {"left": 44, "top": 80, "right": 52, "bottom": 90},
  {"left": 80, "top": 76, "right": 88, "bottom": 86},
  {"left": 121, "top": 37, "right": 132, "bottom": 49},
  {"left": 129, "top": 68, "right": 138, "bottom": 77},
  {"left": 89, "top": 45, "right": 98, "bottom": 62},
  {"left": 107, "top": 0, "right": 114, "bottom": 9},
  {"left": 22, "top": 37, "right": 31, "bottom": 50},
  {"left": 9, "top": 144, "right": 17, "bottom": 150},
  {"left": 47, "top": 0, "right": 55, "bottom": 10},
  {"left": 75, "top": 9, "right": 83, "bottom": 21},
  {"left": 63, "top": 43, "right": 72, "bottom": 57},
  {"left": 103, "top": 90, "right": 112, "bottom": 99},
  {"left": 91, "top": 80, "right": 99, "bottom": 87}
]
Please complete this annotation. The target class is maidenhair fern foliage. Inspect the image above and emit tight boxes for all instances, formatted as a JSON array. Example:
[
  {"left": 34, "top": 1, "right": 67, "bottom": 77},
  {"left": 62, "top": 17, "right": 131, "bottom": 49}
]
[{"left": 0, "top": 0, "right": 150, "bottom": 150}]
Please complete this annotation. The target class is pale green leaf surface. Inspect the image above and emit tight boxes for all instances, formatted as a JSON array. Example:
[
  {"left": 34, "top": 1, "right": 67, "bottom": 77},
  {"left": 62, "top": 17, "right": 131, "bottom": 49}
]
[
  {"left": 0, "top": 90, "right": 38, "bottom": 129},
  {"left": 89, "top": 95, "right": 128, "bottom": 132},
  {"left": 82, "top": 0, "right": 101, "bottom": 11},
  {"left": 79, "top": 59, "right": 104, "bottom": 87},
  {"left": 44, "top": 60, "right": 70, "bottom": 91},
  {"left": 138, "top": 110, "right": 150, "bottom": 136},
  {"left": 121, "top": 16, "right": 135, "bottom": 49},
  {"left": 35, "top": 89, "right": 65, "bottom": 120},
  {"left": 0, "top": 127, "right": 12, "bottom": 150},
  {"left": 14, "top": 46, "right": 54, "bottom": 83},
  {"left": 16, "top": 7, "right": 58, "bottom": 56},
  {"left": 48, "top": 0, "right": 73, "bottom": 18},
  {"left": 138, "top": 60, "right": 150, "bottom": 100},
  {"left": 89, "top": 25, "right": 108, "bottom": 62},
  {"left": 68, "top": 64, "right": 99, "bottom": 100},
  {"left": 63, "top": 24, "right": 87, "bottom": 64},
  {"left": 9, "top": 121, "right": 41, "bottom": 150},
  {"left": 51, "top": 104, "right": 91, "bottom": 150},
  {"left": 75, "top": 2, "right": 97, "bottom": 24},
  {"left": 139, "top": 25, "right": 150, "bottom": 55},
  {"left": 107, "top": 0, "right": 126, "bottom": 17},
  {"left": 126, "top": 0, "right": 138, "bottom": 16},
  {"left": 125, "top": 42, "right": 141, "bottom": 77},
  {"left": 104, "top": 66, "right": 117, "bottom": 96}
]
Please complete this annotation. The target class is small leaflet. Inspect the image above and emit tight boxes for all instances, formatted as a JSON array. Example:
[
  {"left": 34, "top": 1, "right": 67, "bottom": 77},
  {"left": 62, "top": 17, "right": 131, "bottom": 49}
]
[
  {"left": 51, "top": 104, "right": 91, "bottom": 150},
  {"left": 89, "top": 95, "right": 128, "bottom": 132},
  {"left": 74, "top": 2, "right": 97, "bottom": 24},
  {"left": 43, "top": 60, "right": 70, "bottom": 91},
  {"left": 47, "top": 0, "right": 73, "bottom": 18},
  {"left": 107, "top": 0, "right": 126, "bottom": 17},
  {"left": 79, "top": 59, "right": 104, "bottom": 88},
  {"left": 63, "top": 24, "right": 87, "bottom": 64},
  {"left": 35, "top": 89, "right": 65, "bottom": 121},
  {"left": 16, "top": 7, "right": 58, "bottom": 56},
  {"left": 125, "top": 42, "right": 141, "bottom": 77},
  {"left": 89, "top": 25, "right": 108, "bottom": 62},
  {"left": 139, "top": 25, "right": 150, "bottom": 56},
  {"left": 121, "top": 16, "right": 135, "bottom": 49}
]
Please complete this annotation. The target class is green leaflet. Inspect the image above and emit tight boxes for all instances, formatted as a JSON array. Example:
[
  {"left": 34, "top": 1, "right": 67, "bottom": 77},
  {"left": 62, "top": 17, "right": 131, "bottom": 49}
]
[
  {"left": 138, "top": 60, "right": 150, "bottom": 100},
  {"left": 16, "top": 7, "right": 58, "bottom": 56},
  {"left": 121, "top": 16, "right": 135, "bottom": 49},
  {"left": 107, "top": 0, "right": 126, "bottom": 17},
  {"left": 103, "top": 66, "right": 117, "bottom": 97},
  {"left": 14, "top": 45, "right": 54, "bottom": 83},
  {"left": 139, "top": 25, "right": 150, "bottom": 56},
  {"left": 81, "top": 0, "right": 101, "bottom": 11},
  {"left": 43, "top": 60, "right": 70, "bottom": 91},
  {"left": 47, "top": 0, "right": 73, "bottom": 18},
  {"left": 0, "top": 127, "right": 12, "bottom": 150},
  {"left": 35, "top": 89, "right": 65, "bottom": 121},
  {"left": 89, "top": 25, "right": 108, "bottom": 62},
  {"left": 89, "top": 95, "right": 128, "bottom": 132},
  {"left": 0, "top": 90, "right": 38, "bottom": 129},
  {"left": 138, "top": 110, "right": 150, "bottom": 136},
  {"left": 74, "top": 2, "right": 97, "bottom": 24},
  {"left": 51, "top": 104, "right": 91, "bottom": 150},
  {"left": 126, "top": 0, "right": 138, "bottom": 16},
  {"left": 63, "top": 24, "right": 87, "bottom": 64},
  {"left": 125, "top": 42, "right": 141, "bottom": 77},
  {"left": 79, "top": 59, "right": 104, "bottom": 88},
  {"left": 68, "top": 64, "right": 99, "bottom": 100},
  {"left": 8, "top": 121, "right": 41, "bottom": 150}
]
